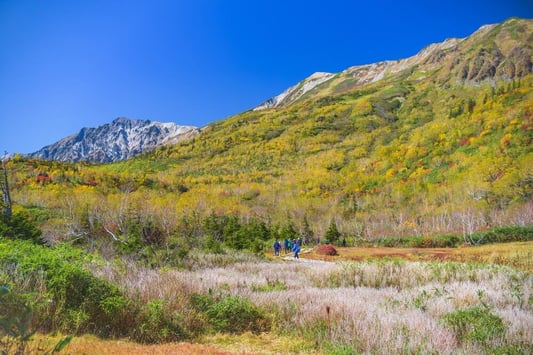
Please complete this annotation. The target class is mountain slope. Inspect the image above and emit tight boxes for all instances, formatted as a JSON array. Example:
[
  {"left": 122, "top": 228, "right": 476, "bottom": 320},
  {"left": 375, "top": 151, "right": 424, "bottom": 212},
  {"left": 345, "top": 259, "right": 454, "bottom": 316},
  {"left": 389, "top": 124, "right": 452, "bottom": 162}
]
[
  {"left": 9, "top": 17, "right": 533, "bottom": 242},
  {"left": 30, "top": 117, "right": 198, "bottom": 163},
  {"left": 131, "top": 17, "right": 532, "bottom": 233},
  {"left": 254, "top": 18, "right": 531, "bottom": 109},
  {"left": 253, "top": 72, "right": 335, "bottom": 110}
]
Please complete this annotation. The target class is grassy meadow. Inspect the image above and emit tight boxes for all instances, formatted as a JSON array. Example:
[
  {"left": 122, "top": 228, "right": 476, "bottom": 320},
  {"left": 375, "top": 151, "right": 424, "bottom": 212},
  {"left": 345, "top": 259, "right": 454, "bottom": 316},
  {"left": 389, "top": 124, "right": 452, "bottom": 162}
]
[
  {"left": 303, "top": 241, "right": 533, "bottom": 273},
  {"left": 14, "top": 241, "right": 531, "bottom": 355}
]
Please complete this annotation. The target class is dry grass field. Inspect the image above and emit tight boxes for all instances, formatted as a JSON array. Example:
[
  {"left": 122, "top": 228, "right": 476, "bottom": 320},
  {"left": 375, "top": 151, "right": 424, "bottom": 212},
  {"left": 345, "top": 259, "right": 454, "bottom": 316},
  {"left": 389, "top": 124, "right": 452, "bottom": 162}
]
[
  {"left": 29, "top": 330, "right": 315, "bottom": 354},
  {"left": 25, "top": 242, "right": 533, "bottom": 354},
  {"left": 302, "top": 241, "right": 533, "bottom": 273},
  {"left": 28, "top": 334, "right": 239, "bottom": 354}
]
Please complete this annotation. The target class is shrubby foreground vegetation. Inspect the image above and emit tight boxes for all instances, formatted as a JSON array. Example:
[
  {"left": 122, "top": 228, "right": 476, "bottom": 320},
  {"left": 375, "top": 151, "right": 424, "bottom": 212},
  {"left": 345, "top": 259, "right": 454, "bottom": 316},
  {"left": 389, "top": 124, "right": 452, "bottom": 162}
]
[
  {"left": 1, "top": 213, "right": 532, "bottom": 354},
  {"left": 0, "top": 211, "right": 533, "bottom": 353}
]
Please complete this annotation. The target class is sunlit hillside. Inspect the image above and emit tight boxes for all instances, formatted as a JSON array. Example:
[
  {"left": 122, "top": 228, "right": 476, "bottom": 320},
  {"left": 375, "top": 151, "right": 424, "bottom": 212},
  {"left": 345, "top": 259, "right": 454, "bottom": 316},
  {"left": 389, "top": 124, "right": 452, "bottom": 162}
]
[{"left": 5, "top": 18, "right": 532, "bottom": 246}]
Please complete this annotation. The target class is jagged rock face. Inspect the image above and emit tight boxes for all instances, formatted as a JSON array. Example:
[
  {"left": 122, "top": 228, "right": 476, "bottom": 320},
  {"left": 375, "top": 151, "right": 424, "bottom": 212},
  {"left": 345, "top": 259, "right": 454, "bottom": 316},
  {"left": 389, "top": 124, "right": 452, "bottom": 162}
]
[
  {"left": 458, "top": 46, "right": 504, "bottom": 81},
  {"left": 31, "top": 117, "right": 198, "bottom": 162},
  {"left": 254, "top": 18, "right": 532, "bottom": 110},
  {"left": 502, "top": 46, "right": 533, "bottom": 78}
]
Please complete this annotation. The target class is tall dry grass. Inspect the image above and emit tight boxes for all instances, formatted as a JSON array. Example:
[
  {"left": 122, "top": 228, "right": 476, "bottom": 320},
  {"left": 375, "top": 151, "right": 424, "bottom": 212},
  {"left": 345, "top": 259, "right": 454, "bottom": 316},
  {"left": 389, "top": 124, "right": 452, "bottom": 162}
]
[{"left": 90, "top": 256, "right": 532, "bottom": 354}]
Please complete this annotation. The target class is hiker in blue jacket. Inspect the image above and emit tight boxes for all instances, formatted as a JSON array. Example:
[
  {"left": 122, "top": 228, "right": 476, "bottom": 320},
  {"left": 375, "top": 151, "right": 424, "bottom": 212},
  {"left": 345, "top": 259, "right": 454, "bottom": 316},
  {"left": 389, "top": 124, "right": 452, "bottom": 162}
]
[
  {"left": 292, "top": 242, "right": 300, "bottom": 259},
  {"left": 273, "top": 240, "right": 281, "bottom": 256}
]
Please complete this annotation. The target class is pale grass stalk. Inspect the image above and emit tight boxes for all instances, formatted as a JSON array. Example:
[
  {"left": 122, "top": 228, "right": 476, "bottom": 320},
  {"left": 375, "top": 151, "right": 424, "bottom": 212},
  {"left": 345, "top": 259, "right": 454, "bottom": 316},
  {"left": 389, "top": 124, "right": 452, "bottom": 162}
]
[
  {"left": 496, "top": 306, "right": 533, "bottom": 344},
  {"left": 255, "top": 287, "right": 458, "bottom": 353}
]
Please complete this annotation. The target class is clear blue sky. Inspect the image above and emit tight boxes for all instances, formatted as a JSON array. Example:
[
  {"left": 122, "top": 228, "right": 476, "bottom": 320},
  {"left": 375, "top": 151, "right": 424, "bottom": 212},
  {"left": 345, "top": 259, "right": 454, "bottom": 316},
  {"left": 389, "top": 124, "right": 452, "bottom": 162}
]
[{"left": 1, "top": 0, "right": 532, "bottom": 154}]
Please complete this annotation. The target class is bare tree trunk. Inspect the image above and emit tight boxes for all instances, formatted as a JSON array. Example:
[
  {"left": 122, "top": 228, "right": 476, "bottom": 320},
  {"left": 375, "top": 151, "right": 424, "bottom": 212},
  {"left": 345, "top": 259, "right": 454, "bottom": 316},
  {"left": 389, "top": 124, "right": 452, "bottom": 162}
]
[{"left": 1, "top": 154, "right": 12, "bottom": 220}]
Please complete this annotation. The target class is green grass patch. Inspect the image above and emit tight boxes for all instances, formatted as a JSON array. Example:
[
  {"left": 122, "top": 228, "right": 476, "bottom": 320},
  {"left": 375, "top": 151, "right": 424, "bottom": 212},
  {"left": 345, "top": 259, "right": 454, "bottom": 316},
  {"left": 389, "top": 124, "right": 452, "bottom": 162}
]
[{"left": 442, "top": 305, "right": 506, "bottom": 346}]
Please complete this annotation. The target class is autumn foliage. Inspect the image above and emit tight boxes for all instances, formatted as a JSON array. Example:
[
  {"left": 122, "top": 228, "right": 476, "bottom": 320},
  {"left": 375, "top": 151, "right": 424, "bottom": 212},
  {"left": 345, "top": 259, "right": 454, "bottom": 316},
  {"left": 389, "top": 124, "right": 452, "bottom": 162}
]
[
  {"left": 316, "top": 244, "right": 338, "bottom": 256},
  {"left": 6, "top": 74, "right": 532, "bottom": 250}
]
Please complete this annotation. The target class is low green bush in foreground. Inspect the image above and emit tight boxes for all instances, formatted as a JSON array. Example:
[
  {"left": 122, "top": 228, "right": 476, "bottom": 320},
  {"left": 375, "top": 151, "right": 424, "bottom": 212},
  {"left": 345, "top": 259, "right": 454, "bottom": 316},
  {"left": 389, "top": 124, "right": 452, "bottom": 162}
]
[
  {"left": 0, "top": 237, "right": 271, "bottom": 345},
  {"left": 443, "top": 305, "right": 505, "bottom": 343},
  {"left": 190, "top": 292, "right": 270, "bottom": 334},
  {"left": 0, "top": 285, "right": 72, "bottom": 354},
  {"left": 0, "top": 239, "right": 132, "bottom": 337}
]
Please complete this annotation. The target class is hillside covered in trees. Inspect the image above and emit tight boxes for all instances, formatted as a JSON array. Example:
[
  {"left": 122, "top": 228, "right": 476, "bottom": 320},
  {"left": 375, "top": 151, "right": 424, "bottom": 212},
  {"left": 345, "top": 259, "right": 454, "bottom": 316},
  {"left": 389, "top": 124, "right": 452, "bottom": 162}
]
[{"left": 2, "top": 18, "right": 532, "bottom": 254}]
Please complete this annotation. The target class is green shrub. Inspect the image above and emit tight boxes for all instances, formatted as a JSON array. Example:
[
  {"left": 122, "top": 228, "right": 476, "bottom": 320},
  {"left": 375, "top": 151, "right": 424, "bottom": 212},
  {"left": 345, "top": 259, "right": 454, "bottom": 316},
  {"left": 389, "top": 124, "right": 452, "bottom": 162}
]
[
  {"left": 417, "top": 234, "right": 461, "bottom": 248},
  {"left": 0, "top": 211, "right": 43, "bottom": 244},
  {"left": 208, "top": 295, "right": 268, "bottom": 334},
  {"left": 439, "top": 234, "right": 462, "bottom": 247},
  {"left": 488, "top": 344, "right": 533, "bottom": 355},
  {"left": 375, "top": 226, "right": 532, "bottom": 249},
  {"left": 54, "top": 268, "right": 134, "bottom": 336},
  {"left": 251, "top": 279, "right": 287, "bottom": 292},
  {"left": 134, "top": 300, "right": 185, "bottom": 344},
  {"left": 0, "top": 239, "right": 133, "bottom": 337},
  {"left": 204, "top": 234, "right": 224, "bottom": 254},
  {"left": 442, "top": 305, "right": 506, "bottom": 346},
  {"left": 190, "top": 293, "right": 270, "bottom": 334},
  {"left": 0, "top": 285, "right": 72, "bottom": 354},
  {"left": 479, "top": 226, "right": 533, "bottom": 244},
  {"left": 325, "top": 220, "right": 342, "bottom": 245},
  {"left": 0, "top": 285, "right": 33, "bottom": 354},
  {"left": 322, "top": 342, "right": 357, "bottom": 355}
]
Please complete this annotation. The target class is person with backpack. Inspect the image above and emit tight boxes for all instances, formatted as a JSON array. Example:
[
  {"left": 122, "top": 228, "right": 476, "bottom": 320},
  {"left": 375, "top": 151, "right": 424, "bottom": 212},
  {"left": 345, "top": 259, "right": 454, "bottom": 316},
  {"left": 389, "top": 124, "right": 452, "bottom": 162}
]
[
  {"left": 273, "top": 240, "right": 281, "bottom": 256},
  {"left": 292, "top": 241, "right": 300, "bottom": 259},
  {"left": 283, "top": 239, "right": 289, "bottom": 254}
]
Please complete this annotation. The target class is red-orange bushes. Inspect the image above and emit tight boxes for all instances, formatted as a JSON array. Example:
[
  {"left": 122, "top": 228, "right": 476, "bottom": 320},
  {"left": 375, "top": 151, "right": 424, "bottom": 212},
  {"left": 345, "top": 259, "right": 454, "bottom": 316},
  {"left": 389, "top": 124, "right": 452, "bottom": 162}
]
[{"left": 316, "top": 244, "right": 338, "bottom": 256}]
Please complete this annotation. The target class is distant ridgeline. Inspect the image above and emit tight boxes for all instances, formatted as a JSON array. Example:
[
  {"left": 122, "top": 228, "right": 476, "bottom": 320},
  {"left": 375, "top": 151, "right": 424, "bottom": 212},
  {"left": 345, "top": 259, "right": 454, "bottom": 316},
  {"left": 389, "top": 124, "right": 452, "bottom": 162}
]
[{"left": 30, "top": 117, "right": 198, "bottom": 163}]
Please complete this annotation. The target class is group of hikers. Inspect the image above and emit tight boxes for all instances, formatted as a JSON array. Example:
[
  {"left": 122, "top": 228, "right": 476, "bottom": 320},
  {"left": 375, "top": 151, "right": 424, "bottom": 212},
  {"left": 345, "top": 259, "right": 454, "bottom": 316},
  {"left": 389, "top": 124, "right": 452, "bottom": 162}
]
[
  {"left": 273, "top": 237, "right": 349, "bottom": 259},
  {"left": 273, "top": 238, "right": 301, "bottom": 259}
]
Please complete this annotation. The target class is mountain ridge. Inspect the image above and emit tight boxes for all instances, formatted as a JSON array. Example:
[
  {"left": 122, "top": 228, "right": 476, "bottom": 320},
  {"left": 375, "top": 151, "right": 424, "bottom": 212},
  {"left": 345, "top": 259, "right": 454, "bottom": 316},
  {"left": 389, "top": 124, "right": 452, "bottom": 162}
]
[
  {"left": 253, "top": 18, "right": 530, "bottom": 110},
  {"left": 30, "top": 117, "right": 198, "bottom": 163},
  {"left": 29, "top": 18, "right": 531, "bottom": 165}
]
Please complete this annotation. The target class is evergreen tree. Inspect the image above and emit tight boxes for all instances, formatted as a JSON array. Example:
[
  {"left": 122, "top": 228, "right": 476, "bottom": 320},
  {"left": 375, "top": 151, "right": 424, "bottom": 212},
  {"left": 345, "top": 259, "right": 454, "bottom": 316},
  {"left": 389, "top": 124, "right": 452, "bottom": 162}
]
[
  {"left": 223, "top": 215, "right": 242, "bottom": 249},
  {"left": 301, "top": 215, "right": 314, "bottom": 245},
  {"left": 279, "top": 219, "right": 298, "bottom": 242},
  {"left": 0, "top": 212, "right": 43, "bottom": 244},
  {"left": 324, "top": 219, "right": 341, "bottom": 244}
]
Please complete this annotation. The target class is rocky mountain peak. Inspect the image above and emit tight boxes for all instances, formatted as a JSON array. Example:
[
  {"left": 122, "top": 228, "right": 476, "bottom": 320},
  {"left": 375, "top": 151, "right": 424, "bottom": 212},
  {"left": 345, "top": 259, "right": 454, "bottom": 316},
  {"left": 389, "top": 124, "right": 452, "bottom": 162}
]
[{"left": 31, "top": 118, "right": 198, "bottom": 163}]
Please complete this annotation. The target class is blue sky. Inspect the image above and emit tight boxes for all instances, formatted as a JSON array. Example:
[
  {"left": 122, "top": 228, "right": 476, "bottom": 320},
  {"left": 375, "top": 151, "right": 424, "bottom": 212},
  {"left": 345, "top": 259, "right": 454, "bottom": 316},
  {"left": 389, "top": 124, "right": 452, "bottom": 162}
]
[{"left": 1, "top": 0, "right": 532, "bottom": 154}]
